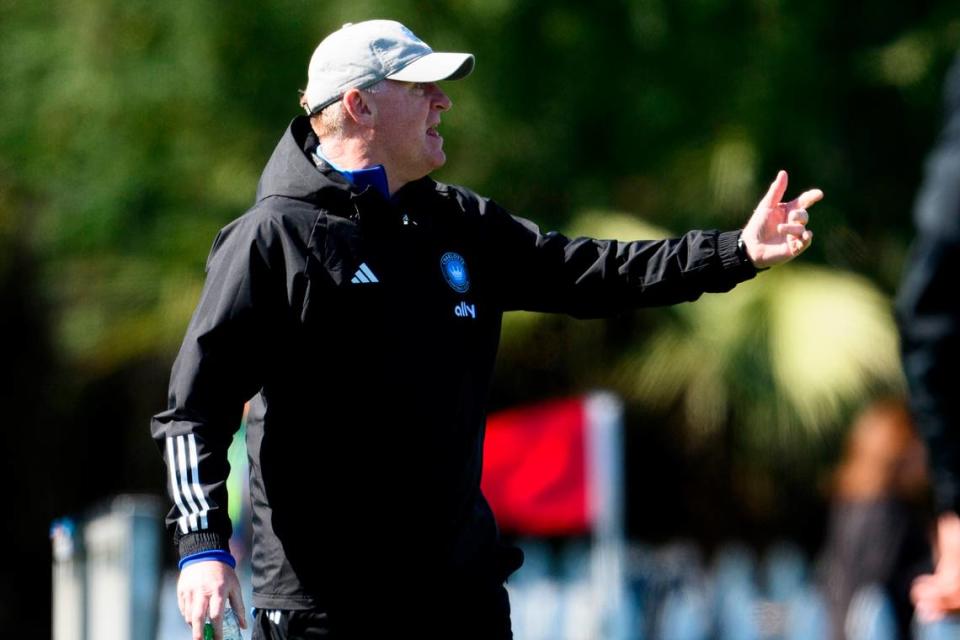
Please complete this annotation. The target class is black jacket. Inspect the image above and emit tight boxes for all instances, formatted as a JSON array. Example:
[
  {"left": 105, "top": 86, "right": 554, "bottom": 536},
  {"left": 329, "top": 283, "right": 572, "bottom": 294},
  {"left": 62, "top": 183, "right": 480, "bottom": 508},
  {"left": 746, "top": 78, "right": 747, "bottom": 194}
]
[
  {"left": 897, "top": 52, "right": 960, "bottom": 516},
  {"left": 151, "top": 116, "right": 758, "bottom": 612}
]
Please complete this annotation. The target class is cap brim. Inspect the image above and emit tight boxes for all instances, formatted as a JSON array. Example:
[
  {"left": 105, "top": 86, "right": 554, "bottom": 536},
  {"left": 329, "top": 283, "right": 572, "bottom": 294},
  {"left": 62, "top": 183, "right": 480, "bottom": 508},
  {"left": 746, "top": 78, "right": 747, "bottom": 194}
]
[{"left": 387, "top": 52, "right": 475, "bottom": 82}]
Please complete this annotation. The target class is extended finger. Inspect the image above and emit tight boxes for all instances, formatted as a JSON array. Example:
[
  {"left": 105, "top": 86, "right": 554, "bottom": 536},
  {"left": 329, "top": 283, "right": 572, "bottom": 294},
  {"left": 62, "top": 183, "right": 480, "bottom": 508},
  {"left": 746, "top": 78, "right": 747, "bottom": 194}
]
[
  {"left": 229, "top": 588, "right": 248, "bottom": 629},
  {"left": 190, "top": 617, "right": 205, "bottom": 640},
  {"left": 190, "top": 599, "right": 209, "bottom": 640},
  {"left": 759, "top": 170, "right": 789, "bottom": 209},
  {"left": 208, "top": 593, "right": 224, "bottom": 620},
  {"left": 208, "top": 594, "right": 224, "bottom": 640},
  {"left": 796, "top": 188, "right": 823, "bottom": 209},
  {"left": 180, "top": 590, "right": 193, "bottom": 625}
]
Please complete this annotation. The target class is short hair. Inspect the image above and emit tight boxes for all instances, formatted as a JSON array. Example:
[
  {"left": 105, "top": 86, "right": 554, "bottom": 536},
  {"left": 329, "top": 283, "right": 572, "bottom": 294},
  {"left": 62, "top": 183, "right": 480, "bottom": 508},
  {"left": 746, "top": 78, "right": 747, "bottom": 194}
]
[{"left": 304, "top": 80, "right": 388, "bottom": 141}]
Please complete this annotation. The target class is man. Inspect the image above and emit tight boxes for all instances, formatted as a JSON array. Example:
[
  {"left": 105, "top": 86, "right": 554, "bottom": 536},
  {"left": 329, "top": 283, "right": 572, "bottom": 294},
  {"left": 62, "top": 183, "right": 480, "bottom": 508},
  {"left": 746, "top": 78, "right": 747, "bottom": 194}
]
[
  {"left": 152, "top": 19, "right": 822, "bottom": 639},
  {"left": 898, "top": 51, "right": 960, "bottom": 625}
]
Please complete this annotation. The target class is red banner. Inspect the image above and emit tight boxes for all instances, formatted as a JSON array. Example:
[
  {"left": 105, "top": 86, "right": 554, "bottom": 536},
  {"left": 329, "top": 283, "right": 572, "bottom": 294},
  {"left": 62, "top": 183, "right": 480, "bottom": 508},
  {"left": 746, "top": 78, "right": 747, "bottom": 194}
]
[{"left": 481, "top": 397, "right": 591, "bottom": 535}]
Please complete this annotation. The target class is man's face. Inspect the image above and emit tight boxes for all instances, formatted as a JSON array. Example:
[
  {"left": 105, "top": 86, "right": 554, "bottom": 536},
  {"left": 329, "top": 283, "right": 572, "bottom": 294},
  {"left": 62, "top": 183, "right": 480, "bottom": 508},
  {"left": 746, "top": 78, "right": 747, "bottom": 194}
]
[{"left": 369, "top": 80, "right": 452, "bottom": 185}]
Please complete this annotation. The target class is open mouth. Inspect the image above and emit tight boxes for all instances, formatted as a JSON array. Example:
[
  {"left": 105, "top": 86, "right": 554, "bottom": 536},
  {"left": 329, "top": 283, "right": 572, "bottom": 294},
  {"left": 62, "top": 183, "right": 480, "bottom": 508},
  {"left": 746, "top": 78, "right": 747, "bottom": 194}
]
[{"left": 427, "top": 124, "right": 441, "bottom": 138}]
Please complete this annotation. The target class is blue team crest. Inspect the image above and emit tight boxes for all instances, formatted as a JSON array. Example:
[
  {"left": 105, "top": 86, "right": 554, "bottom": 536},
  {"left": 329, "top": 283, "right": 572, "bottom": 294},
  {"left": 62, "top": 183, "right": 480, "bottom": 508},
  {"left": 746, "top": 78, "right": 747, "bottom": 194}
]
[{"left": 440, "top": 252, "right": 470, "bottom": 293}]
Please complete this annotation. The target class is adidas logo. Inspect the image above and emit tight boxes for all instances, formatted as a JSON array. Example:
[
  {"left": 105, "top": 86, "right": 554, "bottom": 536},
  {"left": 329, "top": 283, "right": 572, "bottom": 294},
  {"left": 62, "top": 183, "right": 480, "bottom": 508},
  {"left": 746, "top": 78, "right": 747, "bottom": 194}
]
[{"left": 350, "top": 262, "right": 379, "bottom": 284}]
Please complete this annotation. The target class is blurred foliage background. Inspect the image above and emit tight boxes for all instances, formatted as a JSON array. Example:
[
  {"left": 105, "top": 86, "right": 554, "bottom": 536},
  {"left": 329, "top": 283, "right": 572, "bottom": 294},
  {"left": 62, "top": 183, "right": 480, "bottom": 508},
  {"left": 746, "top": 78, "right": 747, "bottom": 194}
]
[{"left": 2, "top": 0, "right": 959, "bottom": 634}]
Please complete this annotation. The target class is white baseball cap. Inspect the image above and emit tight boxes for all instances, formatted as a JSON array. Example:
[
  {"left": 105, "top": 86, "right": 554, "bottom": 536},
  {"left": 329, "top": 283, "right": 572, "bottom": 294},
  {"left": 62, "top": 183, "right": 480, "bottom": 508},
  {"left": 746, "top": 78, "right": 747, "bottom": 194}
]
[{"left": 302, "top": 20, "right": 475, "bottom": 115}]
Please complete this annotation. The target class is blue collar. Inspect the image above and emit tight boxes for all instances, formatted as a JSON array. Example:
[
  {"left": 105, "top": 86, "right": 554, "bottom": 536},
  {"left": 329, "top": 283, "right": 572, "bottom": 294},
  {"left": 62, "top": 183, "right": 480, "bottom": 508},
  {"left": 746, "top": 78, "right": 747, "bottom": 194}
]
[{"left": 312, "top": 145, "right": 390, "bottom": 200}]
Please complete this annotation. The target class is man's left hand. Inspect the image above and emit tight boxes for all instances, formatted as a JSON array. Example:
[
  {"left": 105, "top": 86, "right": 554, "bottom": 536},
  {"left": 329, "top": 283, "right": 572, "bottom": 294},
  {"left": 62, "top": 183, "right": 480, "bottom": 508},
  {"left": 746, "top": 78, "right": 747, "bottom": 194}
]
[
  {"left": 913, "top": 512, "right": 960, "bottom": 623},
  {"left": 742, "top": 170, "right": 823, "bottom": 269}
]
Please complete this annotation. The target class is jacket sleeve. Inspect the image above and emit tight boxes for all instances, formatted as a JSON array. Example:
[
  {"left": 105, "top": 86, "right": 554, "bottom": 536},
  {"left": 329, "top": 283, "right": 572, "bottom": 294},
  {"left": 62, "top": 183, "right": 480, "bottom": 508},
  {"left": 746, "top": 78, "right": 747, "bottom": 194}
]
[
  {"left": 477, "top": 198, "right": 759, "bottom": 318},
  {"left": 150, "top": 211, "right": 285, "bottom": 560},
  {"left": 896, "top": 53, "right": 960, "bottom": 515}
]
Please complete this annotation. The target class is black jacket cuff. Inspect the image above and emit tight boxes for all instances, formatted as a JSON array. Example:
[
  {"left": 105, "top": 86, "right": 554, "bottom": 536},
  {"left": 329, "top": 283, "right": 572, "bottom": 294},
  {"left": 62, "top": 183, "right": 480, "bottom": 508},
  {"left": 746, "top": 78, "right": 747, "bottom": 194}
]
[
  {"left": 718, "top": 230, "right": 760, "bottom": 280},
  {"left": 177, "top": 531, "right": 230, "bottom": 559}
]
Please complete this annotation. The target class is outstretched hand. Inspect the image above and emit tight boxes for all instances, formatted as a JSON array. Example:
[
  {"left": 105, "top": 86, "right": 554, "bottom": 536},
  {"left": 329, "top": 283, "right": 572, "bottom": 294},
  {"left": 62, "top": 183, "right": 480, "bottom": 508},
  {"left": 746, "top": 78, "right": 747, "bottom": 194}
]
[
  {"left": 913, "top": 512, "right": 960, "bottom": 623},
  {"left": 742, "top": 170, "right": 823, "bottom": 269}
]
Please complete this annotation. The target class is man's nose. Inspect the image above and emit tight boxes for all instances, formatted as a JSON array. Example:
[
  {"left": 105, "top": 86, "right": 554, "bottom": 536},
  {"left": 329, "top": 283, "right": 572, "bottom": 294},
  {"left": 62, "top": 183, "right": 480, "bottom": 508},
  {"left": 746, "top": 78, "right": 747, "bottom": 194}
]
[{"left": 430, "top": 84, "right": 452, "bottom": 111}]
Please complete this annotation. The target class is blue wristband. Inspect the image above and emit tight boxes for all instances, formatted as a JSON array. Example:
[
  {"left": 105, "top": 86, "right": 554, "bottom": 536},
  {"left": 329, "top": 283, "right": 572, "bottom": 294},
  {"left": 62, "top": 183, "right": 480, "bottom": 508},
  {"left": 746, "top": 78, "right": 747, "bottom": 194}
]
[{"left": 179, "top": 549, "right": 237, "bottom": 570}]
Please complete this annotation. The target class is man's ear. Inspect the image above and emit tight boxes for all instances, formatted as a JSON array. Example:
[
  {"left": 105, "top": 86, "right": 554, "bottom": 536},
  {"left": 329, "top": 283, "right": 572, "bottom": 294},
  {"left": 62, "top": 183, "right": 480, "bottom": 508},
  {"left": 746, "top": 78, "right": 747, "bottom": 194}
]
[{"left": 342, "top": 88, "right": 376, "bottom": 126}]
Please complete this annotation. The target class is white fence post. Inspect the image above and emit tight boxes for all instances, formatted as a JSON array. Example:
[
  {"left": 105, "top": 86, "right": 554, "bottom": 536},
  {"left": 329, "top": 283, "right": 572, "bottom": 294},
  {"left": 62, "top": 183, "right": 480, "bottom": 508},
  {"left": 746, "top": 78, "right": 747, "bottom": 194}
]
[
  {"left": 52, "top": 495, "right": 164, "bottom": 640},
  {"left": 51, "top": 518, "right": 84, "bottom": 640}
]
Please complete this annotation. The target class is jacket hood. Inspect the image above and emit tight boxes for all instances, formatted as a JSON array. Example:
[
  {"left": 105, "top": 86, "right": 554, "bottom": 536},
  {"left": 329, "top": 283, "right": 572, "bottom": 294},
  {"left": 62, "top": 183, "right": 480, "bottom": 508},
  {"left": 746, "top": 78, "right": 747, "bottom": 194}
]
[
  {"left": 255, "top": 116, "right": 352, "bottom": 203},
  {"left": 255, "top": 115, "right": 446, "bottom": 210}
]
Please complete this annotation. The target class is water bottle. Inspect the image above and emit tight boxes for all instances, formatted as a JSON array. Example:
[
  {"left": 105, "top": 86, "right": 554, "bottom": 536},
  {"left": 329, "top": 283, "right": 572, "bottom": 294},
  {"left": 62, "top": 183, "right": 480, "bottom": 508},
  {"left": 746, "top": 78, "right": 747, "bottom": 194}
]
[{"left": 203, "top": 606, "right": 243, "bottom": 640}]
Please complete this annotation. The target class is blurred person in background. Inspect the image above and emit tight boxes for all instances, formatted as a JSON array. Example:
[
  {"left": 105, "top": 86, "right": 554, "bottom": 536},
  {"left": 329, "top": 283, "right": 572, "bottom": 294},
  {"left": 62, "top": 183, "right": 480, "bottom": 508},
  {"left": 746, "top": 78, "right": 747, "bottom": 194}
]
[
  {"left": 898, "top": 51, "right": 960, "bottom": 626},
  {"left": 818, "top": 399, "right": 930, "bottom": 639},
  {"left": 151, "top": 19, "right": 823, "bottom": 639}
]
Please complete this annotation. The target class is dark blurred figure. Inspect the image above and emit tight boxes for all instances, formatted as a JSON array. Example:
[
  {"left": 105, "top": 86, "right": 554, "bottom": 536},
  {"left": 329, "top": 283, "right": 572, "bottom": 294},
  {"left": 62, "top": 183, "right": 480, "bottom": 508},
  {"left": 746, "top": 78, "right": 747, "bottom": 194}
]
[
  {"left": 897, "top": 51, "right": 960, "bottom": 623},
  {"left": 0, "top": 235, "right": 59, "bottom": 638},
  {"left": 818, "top": 400, "right": 931, "bottom": 639}
]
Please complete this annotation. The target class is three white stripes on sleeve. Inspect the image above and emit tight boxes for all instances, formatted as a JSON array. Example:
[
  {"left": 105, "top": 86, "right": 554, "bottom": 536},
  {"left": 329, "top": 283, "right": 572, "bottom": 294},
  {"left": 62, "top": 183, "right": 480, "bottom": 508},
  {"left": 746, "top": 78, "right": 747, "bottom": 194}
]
[
  {"left": 166, "top": 434, "right": 212, "bottom": 534},
  {"left": 167, "top": 268, "right": 382, "bottom": 537}
]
